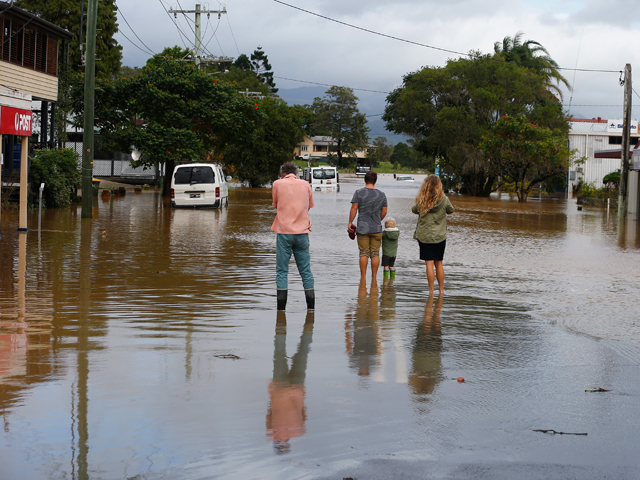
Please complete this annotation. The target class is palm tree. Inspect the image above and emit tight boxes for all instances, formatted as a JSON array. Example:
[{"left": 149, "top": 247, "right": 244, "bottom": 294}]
[{"left": 494, "top": 32, "right": 571, "bottom": 100}]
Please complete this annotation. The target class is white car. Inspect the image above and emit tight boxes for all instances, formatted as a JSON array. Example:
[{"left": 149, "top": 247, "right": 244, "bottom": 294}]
[
  {"left": 396, "top": 175, "right": 415, "bottom": 182},
  {"left": 171, "top": 163, "right": 229, "bottom": 208}
]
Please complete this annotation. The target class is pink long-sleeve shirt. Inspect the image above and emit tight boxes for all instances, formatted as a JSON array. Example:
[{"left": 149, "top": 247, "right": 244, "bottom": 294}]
[{"left": 271, "top": 174, "right": 314, "bottom": 234}]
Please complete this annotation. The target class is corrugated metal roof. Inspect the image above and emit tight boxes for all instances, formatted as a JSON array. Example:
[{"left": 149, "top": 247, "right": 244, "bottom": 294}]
[{"left": 570, "top": 120, "right": 610, "bottom": 135}]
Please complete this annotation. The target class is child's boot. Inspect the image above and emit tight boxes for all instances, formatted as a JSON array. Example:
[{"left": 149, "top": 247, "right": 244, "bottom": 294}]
[{"left": 390, "top": 269, "right": 395, "bottom": 279}]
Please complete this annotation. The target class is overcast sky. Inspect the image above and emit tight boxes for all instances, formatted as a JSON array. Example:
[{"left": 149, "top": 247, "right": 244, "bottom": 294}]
[{"left": 114, "top": 0, "right": 640, "bottom": 121}]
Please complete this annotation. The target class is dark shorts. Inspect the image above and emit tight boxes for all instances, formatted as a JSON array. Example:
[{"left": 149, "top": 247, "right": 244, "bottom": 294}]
[
  {"left": 381, "top": 255, "right": 396, "bottom": 267},
  {"left": 418, "top": 239, "right": 446, "bottom": 261}
]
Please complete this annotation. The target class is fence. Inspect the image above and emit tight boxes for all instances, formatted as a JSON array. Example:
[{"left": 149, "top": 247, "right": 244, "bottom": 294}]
[{"left": 65, "top": 141, "right": 160, "bottom": 181}]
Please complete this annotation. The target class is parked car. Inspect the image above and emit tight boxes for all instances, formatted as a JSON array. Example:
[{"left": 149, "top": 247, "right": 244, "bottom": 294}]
[
  {"left": 296, "top": 153, "right": 311, "bottom": 161},
  {"left": 171, "top": 163, "right": 229, "bottom": 208},
  {"left": 396, "top": 175, "right": 415, "bottom": 182}
]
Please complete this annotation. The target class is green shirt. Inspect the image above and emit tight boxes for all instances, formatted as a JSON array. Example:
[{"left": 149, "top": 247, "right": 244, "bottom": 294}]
[{"left": 412, "top": 196, "right": 454, "bottom": 244}]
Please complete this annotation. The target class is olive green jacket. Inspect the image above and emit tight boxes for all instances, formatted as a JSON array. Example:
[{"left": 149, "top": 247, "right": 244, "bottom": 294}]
[
  {"left": 412, "top": 196, "right": 454, "bottom": 244},
  {"left": 382, "top": 228, "right": 400, "bottom": 257}
]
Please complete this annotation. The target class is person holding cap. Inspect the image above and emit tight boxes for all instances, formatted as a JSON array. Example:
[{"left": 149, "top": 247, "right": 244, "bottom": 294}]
[{"left": 348, "top": 171, "right": 388, "bottom": 283}]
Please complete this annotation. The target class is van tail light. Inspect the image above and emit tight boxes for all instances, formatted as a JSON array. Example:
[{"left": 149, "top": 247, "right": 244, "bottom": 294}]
[
  {"left": 216, "top": 187, "right": 220, "bottom": 198},
  {"left": 171, "top": 188, "right": 175, "bottom": 199}
]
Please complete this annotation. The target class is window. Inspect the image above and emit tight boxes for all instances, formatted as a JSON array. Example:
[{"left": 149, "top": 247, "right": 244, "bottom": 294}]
[
  {"left": 609, "top": 136, "right": 639, "bottom": 145},
  {"left": 174, "top": 166, "right": 215, "bottom": 184},
  {"left": 312, "top": 169, "right": 335, "bottom": 180},
  {"left": 300, "top": 145, "right": 308, "bottom": 152}
]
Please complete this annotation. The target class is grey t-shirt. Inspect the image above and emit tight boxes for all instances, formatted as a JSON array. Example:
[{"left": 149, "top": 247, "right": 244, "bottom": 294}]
[{"left": 351, "top": 187, "right": 388, "bottom": 235}]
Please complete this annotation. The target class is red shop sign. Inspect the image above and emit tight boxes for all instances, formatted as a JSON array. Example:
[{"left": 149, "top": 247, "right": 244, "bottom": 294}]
[{"left": 0, "top": 105, "right": 33, "bottom": 136}]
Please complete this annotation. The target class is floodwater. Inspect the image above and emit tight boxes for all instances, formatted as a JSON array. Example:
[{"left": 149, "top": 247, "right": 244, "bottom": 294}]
[{"left": 1, "top": 175, "right": 640, "bottom": 479}]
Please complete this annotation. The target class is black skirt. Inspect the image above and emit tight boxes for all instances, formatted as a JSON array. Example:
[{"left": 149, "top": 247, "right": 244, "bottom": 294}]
[{"left": 418, "top": 239, "right": 446, "bottom": 261}]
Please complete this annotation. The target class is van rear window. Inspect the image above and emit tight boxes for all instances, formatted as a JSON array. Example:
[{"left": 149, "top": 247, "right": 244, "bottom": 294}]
[
  {"left": 313, "top": 169, "right": 335, "bottom": 180},
  {"left": 174, "top": 166, "right": 215, "bottom": 184}
]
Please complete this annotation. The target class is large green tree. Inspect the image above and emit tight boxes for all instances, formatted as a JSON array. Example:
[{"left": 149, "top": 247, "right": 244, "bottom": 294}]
[
  {"left": 383, "top": 53, "right": 568, "bottom": 196},
  {"left": 494, "top": 32, "right": 571, "bottom": 100},
  {"left": 389, "top": 142, "right": 413, "bottom": 167},
  {"left": 70, "top": 55, "right": 260, "bottom": 194},
  {"left": 16, "top": 0, "right": 122, "bottom": 78},
  {"left": 223, "top": 98, "right": 304, "bottom": 187},
  {"left": 311, "top": 86, "right": 370, "bottom": 168},
  {"left": 481, "top": 115, "right": 572, "bottom": 202}
]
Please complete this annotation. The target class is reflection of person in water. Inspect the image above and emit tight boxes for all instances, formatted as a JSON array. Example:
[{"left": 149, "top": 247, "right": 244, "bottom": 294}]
[
  {"left": 266, "top": 311, "right": 315, "bottom": 453},
  {"left": 408, "top": 294, "right": 443, "bottom": 397},
  {"left": 345, "top": 280, "right": 381, "bottom": 377}
]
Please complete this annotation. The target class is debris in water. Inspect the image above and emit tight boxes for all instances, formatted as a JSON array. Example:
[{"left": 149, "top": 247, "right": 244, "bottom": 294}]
[
  {"left": 457, "top": 377, "right": 465, "bottom": 383},
  {"left": 533, "top": 429, "right": 587, "bottom": 436},
  {"left": 155, "top": 270, "right": 167, "bottom": 274},
  {"left": 214, "top": 354, "right": 241, "bottom": 360},
  {"left": 585, "top": 387, "right": 610, "bottom": 392}
]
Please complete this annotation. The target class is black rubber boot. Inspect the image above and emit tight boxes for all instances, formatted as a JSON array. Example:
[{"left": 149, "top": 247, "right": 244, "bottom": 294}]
[
  {"left": 277, "top": 290, "right": 287, "bottom": 311},
  {"left": 305, "top": 289, "right": 315, "bottom": 311}
]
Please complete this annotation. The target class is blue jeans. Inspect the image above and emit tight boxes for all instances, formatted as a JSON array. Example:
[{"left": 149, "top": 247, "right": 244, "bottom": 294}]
[{"left": 276, "top": 234, "right": 314, "bottom": 290}]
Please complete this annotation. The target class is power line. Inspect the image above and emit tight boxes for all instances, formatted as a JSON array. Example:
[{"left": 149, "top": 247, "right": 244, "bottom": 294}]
[
  {"left": 225, "top": 8, "right": 240, "bottom": 56},
  {"left": 157, "top": 0, "right": 194, "bottom": 50},
  {"left": 274, "top": 75, "right": 391, "bottom": 94},
  {"left": 118, "top": 29, "right": 154, "bottom": 55},
  {"left": 116, "top": 4, "right": 156, "bottom": 55},
  {"left": 272, "top": 0, "right": 621, "bottom": 75}
]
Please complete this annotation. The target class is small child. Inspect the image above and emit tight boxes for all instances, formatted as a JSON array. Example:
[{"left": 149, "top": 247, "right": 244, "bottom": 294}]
[{"left": 382, "top": 217, "right": 400, "bottom": 278}]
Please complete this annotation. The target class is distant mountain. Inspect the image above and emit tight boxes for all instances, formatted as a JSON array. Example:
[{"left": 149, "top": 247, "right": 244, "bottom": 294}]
[{"left": 277, "top": 86, "right": 409, "bottom": 145}]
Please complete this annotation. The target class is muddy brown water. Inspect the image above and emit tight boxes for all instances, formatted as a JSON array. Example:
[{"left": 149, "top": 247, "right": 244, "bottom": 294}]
[{"left": 1, "top": 174, "right": 640, "bottom": 479}]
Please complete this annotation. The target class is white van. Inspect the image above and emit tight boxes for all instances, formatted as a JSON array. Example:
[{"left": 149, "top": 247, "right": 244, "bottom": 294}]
[
  {"left": 304, "top": 166, "right": 339, "bottom": 192},
  {"left": 171, "top": 163, "right": 229, "bottom": 208}
]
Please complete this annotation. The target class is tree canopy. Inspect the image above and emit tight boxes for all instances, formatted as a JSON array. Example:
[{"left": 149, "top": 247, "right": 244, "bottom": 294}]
[
  {"left": 366, "top": 137, "right": 393, "bottom": 167},
  {"left": 383, "top": 53, "right": 569, "bottom": 196},
  {"left": 70, "top": 54, "right": 261, "bottom": 194},
  {"left": 494, "top": 32, "right": 570, "bottom": 100},
  {"left": 250, "top": 47, "right": 278, "bottom": 94},
  {"left": 16, "top": 0, "right": 122, "bottom": 78},
  {"left": 311, "top": 86, "right": 370, "bottom": 167},
  {"left": 224, "top": 98, "right": 304, "bottom": 187},
  {"left": 481, "top": 115, "right": 572, "bottom": 202}
]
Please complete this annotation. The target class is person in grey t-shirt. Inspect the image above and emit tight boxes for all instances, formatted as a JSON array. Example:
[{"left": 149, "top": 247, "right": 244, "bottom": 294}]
[{"left": 348, "top": 171, "right": 388, "bottom": 282}]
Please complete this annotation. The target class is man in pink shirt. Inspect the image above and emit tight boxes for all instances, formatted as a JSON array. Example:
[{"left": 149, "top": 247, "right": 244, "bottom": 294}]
[{"left": 272, "top": 162, "right": 315, "bottom": 311}]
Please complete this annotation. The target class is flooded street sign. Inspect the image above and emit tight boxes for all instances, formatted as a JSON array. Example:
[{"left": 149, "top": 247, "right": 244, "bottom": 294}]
[{"left": 1, "top": 177, "right": 640, "bottom": 478}]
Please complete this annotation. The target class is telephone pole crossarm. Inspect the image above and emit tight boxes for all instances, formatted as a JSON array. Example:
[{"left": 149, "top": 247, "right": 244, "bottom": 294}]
[{"left": 168, "top": 4, "right": 228, "bottom": 69}]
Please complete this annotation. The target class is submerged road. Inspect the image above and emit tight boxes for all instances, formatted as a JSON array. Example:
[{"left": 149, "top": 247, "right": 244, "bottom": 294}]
[{"left": 1, "top": 174, "right": 639, "bottom": 479}]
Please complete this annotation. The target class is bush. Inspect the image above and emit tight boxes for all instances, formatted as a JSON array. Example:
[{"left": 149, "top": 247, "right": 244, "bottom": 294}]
[{"left": 29, "top": 149, "right": 81, "bottom": 207}]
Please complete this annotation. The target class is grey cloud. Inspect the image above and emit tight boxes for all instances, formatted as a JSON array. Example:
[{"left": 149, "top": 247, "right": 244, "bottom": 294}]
[{"left": 570, "top": 0, "right": 640, "bottom": 28}]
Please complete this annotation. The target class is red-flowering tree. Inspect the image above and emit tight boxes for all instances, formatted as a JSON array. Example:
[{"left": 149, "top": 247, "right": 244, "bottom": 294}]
[{"left": 481, "top": 115, "right": 572, "bottom": 202}]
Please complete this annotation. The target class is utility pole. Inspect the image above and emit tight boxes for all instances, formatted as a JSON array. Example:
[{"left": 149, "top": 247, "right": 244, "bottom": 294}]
[
  {"left": 81, "top": 0, "right": 98, "bottom": 218},
  {"left": 168, "top": 4, "right": 232, "bottom": 69},
  {"left": 195, "top": 4, "right": 201, "bottom": 68},
  {"left": 619, "top": 63, "right": 632, "bottom": 220}
]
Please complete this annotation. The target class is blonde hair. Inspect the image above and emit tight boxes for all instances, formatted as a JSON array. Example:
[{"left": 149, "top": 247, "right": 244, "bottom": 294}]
[
  {"left": 385, "top": 217, "right": 396, "bottom": 228},
  {"left": 414, "top": 175, "right": 445, "bottom": 215}
]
